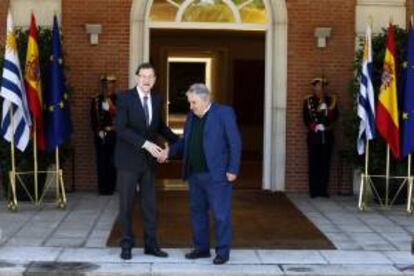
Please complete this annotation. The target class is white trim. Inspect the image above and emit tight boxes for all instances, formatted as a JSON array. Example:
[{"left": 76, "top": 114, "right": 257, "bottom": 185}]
[
  {"left": 222, "top": 0, "right": 242, "bottom": 23},
  {"left": 176, "top": 0, "right": 193, "bottom": 22},
  {"left": 238, "top": 0, "right": 255, "bottom": 10},
  {"left": 167, "top": 57, "right": 212, "bottom": 93},
  {"left": 269, "top": 0, "right": 288, "bottom": 192},
  {"left": 129, "top": 0, "right": 148, "bottom": 87},
  {"left": 147, "top": 21, "right": 267, "bottom": 30},
  {"left": 166, "top": 57, "right": 212, "bottom": 131},
  {"left": 176, "top": 0, "right": 242, "bottom": 23},
  {"left": 263, "top": 28, "right": 273, "bottom": 191},
  {"left": 166, "top": 0, "right": 180, "bottom": 8},
  {"left": 357, "top": 0, "right": 405, "bottom": 6}
]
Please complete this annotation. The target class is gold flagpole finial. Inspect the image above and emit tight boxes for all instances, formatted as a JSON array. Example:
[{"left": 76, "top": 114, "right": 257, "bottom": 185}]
[{"left": 410, "top": 15, "right": 413, "bottom": 27}]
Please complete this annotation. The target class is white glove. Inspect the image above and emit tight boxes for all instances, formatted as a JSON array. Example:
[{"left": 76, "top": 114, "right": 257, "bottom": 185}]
[
  {"left": 102, "top": 101, "right": 110, "bottom": 111},
  {"left": 315, "top": 124, "right": 325, "bottom": 132},
  {"left": 318, "top": 102, "right": 327, "bottom": 111},
  {"left": 142, "top": 141, "right": 162, "bottom": 158},
  {"left": 98, "top": 130, "right": 105, "bottom": 139}
]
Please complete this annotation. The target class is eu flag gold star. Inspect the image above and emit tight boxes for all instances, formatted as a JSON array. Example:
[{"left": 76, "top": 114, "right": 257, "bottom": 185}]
[{"left": 403, "top": 112, "right": 409, "bottom": 120}]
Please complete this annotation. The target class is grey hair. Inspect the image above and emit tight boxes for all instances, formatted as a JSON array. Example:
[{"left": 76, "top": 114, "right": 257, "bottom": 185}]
[{"left": 186, "top": 83, "right": 211, "bottom": 101}]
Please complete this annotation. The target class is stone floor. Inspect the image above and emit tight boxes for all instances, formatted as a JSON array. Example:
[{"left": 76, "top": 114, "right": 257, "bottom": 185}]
[{"left": 0, "top": 192, "right": 414, "bottom": 275}]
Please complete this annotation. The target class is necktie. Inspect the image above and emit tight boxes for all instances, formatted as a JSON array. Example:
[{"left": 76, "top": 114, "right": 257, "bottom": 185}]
[{"left": 143, "top": 96, "right": 150, "bottom": 126}]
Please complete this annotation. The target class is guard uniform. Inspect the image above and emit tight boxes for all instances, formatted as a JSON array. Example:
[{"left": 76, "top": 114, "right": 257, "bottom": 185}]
[
  {"left": 91, "top": 75, "right": 117, "bottom": 195},
  {"left": 303, "top": 78, "right": 338, "bottom": 198}
]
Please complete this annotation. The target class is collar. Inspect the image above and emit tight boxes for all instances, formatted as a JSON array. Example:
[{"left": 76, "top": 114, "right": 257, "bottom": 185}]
[{"left": 136, "top": 86, "right": 151, "bottom": 101}]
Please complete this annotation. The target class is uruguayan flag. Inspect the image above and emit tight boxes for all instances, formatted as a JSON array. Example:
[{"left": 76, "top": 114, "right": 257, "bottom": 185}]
[
  {"left": 0, "top": 12, "right": 32, "bottom": 151},
  {"left": 357, "top": 24, "right": 376, "bottom": 155}
]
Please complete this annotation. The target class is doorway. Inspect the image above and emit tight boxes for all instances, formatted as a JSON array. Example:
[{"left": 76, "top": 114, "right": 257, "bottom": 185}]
[
  {"left": 152, "top": 29, "right": 265, "bottom": 189},
  {"left": 167, "top": 57, "right": 212, "bottom": 133}
]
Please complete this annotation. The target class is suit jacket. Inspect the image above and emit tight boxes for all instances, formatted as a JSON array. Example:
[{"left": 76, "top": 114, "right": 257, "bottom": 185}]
[
  {"left": 114, "top": 88, "right": 178, "bottom": 172},
  {"left": 170, "top": 103, "right": 242, "bottom": 182}
]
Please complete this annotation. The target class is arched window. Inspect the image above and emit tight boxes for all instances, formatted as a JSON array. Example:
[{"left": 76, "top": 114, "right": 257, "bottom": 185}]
[{"left": 149, "top": 0, "right": 268, "bottom": 24}]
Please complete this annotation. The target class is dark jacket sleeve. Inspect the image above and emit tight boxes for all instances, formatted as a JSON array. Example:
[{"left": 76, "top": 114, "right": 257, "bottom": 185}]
[
  {"left": 158, "top": 118, "right": 179, "bottom": 143},
  {"left": 303, "top": 98, "right": 316, "bottom": 131},
  {"left": 169, "top": 137, "right": 185, "bottom": 158},
  {"left": 169, "top": 112, "right": 190, "bottom": 158},
  {"left": 115, "top": 92, "right": 146, "bottom": 150},
  {"left": 223, "top": 106, "right": 242, "bottom": 174}
]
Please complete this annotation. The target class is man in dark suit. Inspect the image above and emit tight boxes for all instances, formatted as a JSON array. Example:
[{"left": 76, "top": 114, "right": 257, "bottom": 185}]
[
  {"left": 163, "top": 83, "right": 241, "bottom": 265},
  {"left": 114, "top": 63, "right": 178, "bottom": 260}
]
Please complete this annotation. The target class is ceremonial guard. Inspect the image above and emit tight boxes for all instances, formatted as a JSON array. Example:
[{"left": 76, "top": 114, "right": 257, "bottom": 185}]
[
  {"left": 91, "top": 75, "right": 117, "bottom": 195},
  {"left": 303, "top": 77, "right": 338, "bottom": 198}
]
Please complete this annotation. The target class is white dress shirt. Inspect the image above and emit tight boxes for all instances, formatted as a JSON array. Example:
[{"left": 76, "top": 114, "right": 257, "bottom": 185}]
[{"left": 136, "top": 87, "right": 152, "bottom": 125}]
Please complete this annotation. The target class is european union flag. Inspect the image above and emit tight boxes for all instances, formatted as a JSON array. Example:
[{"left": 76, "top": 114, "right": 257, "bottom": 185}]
[
  {"left": 44, "top": 15, "right": 72, "bottom": 151},
  {"left": 401, "top": 23, "right": 414, "bottom": 157}
]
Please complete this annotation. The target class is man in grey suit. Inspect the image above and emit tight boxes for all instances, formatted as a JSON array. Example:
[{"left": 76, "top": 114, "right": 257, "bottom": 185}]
[{"left": 114, "top": 63, "right": 178, "bottom": 260}]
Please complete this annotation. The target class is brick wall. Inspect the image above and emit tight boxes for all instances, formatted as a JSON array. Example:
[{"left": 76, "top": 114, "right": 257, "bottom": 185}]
[
  {"left": 285, "top": 0, "right": 356, "bottom": 193},
  {"left": 0, "top": 0, "right": 9, "bottom": 48},
  {"left": 62, "top": 0, "right": 131, "bottom": 191},
  {"left": 408, "top": 1, "right": 414, "bottom": 25}
]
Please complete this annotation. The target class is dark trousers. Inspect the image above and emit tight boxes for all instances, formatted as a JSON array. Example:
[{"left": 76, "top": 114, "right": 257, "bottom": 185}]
[
  {"left": 94, "top": 137, "right": 116, "bottom": 194},
  {"left": 307, "top": 134, "right": 333, "bottom": 197},
  {"left": 188, "top": 172, "right": 232, "bottom": 258},
  {"left": 117, "top": 168, "right": 157, "bottom": 249}
]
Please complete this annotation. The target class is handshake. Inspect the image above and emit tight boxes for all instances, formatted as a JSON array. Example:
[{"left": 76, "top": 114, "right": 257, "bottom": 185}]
[{"left": 142, "top": 141, "right": 170, "bottom": 163}]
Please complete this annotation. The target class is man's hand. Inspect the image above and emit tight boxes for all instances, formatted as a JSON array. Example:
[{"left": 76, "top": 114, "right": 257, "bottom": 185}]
[
  {"left": 226, "top": 172, "right": 237, "bottom": 182},
  {"left": 142, "top": 141, "right": 163, "bottom": 158},
  {"left": 157, "top": 143, "right": 170, "bottom": 163}
]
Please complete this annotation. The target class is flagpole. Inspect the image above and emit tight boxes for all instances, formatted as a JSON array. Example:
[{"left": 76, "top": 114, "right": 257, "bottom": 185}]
[
  {"left": 386, "top": 145, "right": 390, "bottom": 207},
  {"left": 55, "top": 146, "right": 67, "bottom": 208},
  {"left": 8, "top": 107, "right": 18, "bottom": 211},
  {"left": 55, "top": 147, "right": 60, "bottom": 203},
  {"left": 359, "top": 141, "right": 370, "bottom": 210},
  {"left": 33, "top": 120, "right": 39, "bottom": 204},
  {"left": 407, "top": 154, "right": 413, "bottom": 213},
  {"left": 409, "top": 17, "right": 414, "bottom": 211}
]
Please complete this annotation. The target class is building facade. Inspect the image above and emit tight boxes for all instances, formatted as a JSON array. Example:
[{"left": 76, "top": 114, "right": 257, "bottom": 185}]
[{"left": 0, "top": 0, "right": 412, "bottom": 193}]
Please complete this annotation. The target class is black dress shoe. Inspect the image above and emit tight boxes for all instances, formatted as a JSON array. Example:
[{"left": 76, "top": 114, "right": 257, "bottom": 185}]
[
  {"left": 120, "top": 248, "right": 132, "bottom": 260},
  {"left": 185, "top": 249, "right": 211, "bottom": 259},
  {"left": 144, "top": 247, "right": 168, "bottom": 258},
  {"left": 213, "top": 255, "right": 228, "bottom": 265}
]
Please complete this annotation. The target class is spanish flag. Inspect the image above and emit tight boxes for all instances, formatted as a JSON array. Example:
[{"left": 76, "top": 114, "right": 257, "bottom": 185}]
[
  {"left": 375, "top": 24, "right": 400, "bottom": 158},
  {"left": 25, "top": 13, "right": 46, "bottom": 150}
]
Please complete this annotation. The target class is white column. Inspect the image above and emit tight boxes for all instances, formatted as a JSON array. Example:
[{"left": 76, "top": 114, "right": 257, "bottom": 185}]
[
  {"left": 129, "top": 0, "right": 148, "bottom": 87},
  {"left": 264, "top": 0, "right": 288, "bottom": 191}
]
